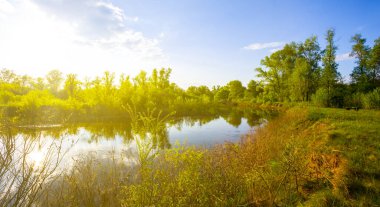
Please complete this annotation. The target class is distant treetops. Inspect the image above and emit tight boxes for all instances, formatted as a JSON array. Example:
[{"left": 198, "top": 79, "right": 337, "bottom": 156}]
[
  {"left": 254, "top": 29, "right": 380, "bottom": 108},
  {"left": 0, "top": 29, "right": 379, "bottom": 111}
]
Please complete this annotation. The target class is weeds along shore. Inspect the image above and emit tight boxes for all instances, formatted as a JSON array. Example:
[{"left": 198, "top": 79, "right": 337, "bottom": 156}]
[{"left": 6, "top": 107, "right": 377, "bottom": 206}]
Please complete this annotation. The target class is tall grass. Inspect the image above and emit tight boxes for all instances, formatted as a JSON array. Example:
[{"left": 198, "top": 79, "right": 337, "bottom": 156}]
[
  {"left": 32, "top": 106, "right": 375, "bottom": 206},
  {"left": 2, "top": 105, "right": 375, "bottom": 206},
  {"left": 0, "top": 111, "right": 66, "bottom": 207}
]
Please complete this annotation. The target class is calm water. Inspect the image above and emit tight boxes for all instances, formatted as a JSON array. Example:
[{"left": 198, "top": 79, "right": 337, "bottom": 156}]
[
  {"left": 5, "top": 109, "right": 276, "bottom": 167},
  {"left": 169, "top": 117, "right": 254, "bottom": 146}
]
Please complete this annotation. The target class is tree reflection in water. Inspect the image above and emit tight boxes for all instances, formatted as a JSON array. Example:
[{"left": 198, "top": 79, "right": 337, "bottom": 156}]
[
  {"left": 0, "top": 110, "right": 68, "bottom": 207},
  {"left": 1, "top": 106, "right": 277, "bottom": 206},
  {"left": 8, "top": 107, "right": 277, "bottom": 149}
]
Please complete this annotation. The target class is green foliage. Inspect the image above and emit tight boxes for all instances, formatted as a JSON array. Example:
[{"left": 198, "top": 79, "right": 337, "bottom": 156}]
[
  {"left": 214, "top": 87, "right": 229, "bottom": 103},
  {"left": 369, "top": 38, "right": 380, "bottom": 85},
  {"left": 2, "top": 27, "right": 380, "bottom": 207},
  {"left": 320, "top": 29, "right": 341, "bottom": 107},
  {"left": 362, "top": 88, "right": 380, "bottom": 109},
  {"left": 227, "top": 80, "right": 245, "bottom": 101},
  {"left": 253, "top": 30, "right": 379, "bottom": 107},
  {"left": 344, "top": 92, "right": 363, "bottom": 108},
  {"left": 186, "top": 85, "right": 213, "bottom": 103},
  {"left": 297, "top": 36, "right": 322, "bottom": 101},
  {"left": 64, "top": 73, "right": 81, "bottom": 99},
  {"left": 290, "top": 58, "right": 310, "bottom": 101},
  {"left": 350, "top": 34, "right": 371, "bottom": 91},
  {"left": 245, "top": 79, "right": 263, "bottom": 100},
  {"left": 255, "top": 43, "right": 298, "bottom": 102},
  {"left": 7, "top": 104, "right": 378, "bottom": 206},
  {"left": 45, "top": 70, "right": 63, "bottom": 95},
  {"left": 312, "top": 88, "right": 329, "bottom": 107},
  {"left": 0, "top": 89, "right": 16, "bottom": 105},
  {"left": 5, "top": 29, "right": 380, "bottom": 111},
  {"left": 3, "top": 30, "right": 380, "bottom": 115}
]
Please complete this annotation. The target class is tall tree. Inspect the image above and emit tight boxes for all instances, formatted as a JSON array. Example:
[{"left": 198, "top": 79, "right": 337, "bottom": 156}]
[
  {"left": 256, "top": 43, "right": 298, "bottom": 102},
  {"left": 33, "top": 77, "right": 45, "bottom": 90},
  {"left": 102, "top": 71, "right": 115, "bottom": 95},
  {"left": 214, "top": 87, "right": 229, "bottom": 103},
  {"left": 245, "top": 80, "right": 262, "bottom": 99},
  {"left": 158, "top": 68, "right": 172, "bottom": 89},
  {"left": 350, "top": 34, "right": 371, "bottom": 91},
  {"left": 46, "top": 70, "right": 63, "bottom": 95},
  {"left": 321, "top": 29, "right": 340, "bottom": 105},
  {"left": 119, "top": 74, "right": 134, "bottom": 106},
  {"left": 369, "top": 37, "right": 380, "bottom": 86},
  {"left": 290, "top": 58, "right": 309, "bottom": 101},
  {"left": 0, "top": 69, "right": 17, "bottom": 83},
  {"left": 64, "top": 74, "right": 81, "bottom": 99},
  {"left": 298, "top": 36, "right": 321, "bottom": 101},
  {"left": 133, "top": 71, "right": 148, "bottom": 87},
  {"left": 227, "top": 80, "right": 245, "bottom": 100}
]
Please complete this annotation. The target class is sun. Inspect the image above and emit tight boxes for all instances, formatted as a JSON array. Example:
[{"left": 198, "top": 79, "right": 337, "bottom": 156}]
[{"left": 28, "top": 150, "right": 45, "bottom": 167}]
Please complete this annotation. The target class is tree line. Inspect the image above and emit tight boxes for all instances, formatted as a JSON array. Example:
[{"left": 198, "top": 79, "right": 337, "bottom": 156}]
[
  {"left": 254, "top": 29, "right": 380, "bottom": 108},
  {"left": 0, "top": 29, "right": 379, "bottom": 121}
]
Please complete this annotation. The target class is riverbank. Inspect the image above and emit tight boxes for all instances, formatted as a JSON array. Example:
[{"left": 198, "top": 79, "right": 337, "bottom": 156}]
[{"left": 31, "top": 107, "right": 380, "bottom": 206}]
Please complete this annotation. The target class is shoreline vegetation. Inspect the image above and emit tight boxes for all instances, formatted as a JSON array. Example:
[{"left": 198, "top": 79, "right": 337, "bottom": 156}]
[
  {"left": 1, "top": 106, "right": 379, "bottom": 206},
  {"left": 0, "top": 30, "right": 379, "bottom": 125},
  {"left": 0, "top": 29, "right": 379, "bottom": 206}
]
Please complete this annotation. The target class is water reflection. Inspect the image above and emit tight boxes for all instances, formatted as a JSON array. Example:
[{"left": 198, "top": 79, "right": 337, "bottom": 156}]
[
  {"left": 8, "top": 110, "right": 276, "bottom": 146},
  {"left": 0, "top": 107, "right": 277, "bottom": 205},
  {"left": 1, "top": 108, "right": 277, "bottom": 170},
  {"left": 7, "top": 108, "right": 277, "bottom": 148},
  {"left": 0, "top": 121, "right": 68, "bottom": 206}
]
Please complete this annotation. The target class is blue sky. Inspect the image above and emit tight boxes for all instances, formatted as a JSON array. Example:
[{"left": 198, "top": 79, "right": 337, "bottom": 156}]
[{"left": 1, "top": 0, "right": 379, "bottom": 88}]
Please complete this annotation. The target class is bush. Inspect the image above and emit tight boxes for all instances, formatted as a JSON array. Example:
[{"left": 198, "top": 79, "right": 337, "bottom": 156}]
[
  {"left": 312, "top": 88, "right": 329, "bottom": 107},
  {"left": 343, "top": 92, "right": 363, "bottom": 108},
  {"left": 362, "top": 88, "right": 380, "bottom": 109}
]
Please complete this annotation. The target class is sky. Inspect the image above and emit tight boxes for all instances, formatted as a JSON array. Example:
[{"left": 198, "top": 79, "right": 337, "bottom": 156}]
[{"left": 1, "top": 0, "right": 380, "bottom": 88}]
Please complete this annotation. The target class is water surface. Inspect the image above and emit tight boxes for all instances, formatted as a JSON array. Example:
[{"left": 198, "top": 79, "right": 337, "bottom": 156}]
[{"left": 5, "top": 109, "right": 277, "bottom": 167}]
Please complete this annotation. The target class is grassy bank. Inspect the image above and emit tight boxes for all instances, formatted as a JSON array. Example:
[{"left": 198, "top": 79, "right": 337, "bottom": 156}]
[
  {"left": 35, "top": 107, "right": 380, "bottom": 206},
  {"left": 308, "top": 107, "right": 380, "bottom": 205}
]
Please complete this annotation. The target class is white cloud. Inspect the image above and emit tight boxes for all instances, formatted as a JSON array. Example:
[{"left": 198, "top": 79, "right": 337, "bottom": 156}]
[
  {"left": 0, "top": 0, "right": 167, "bottom": 78},
  {"left": 0, "top": 0, "right": 14, "bottom": 15},
  {"left": 126, "top": 16, "right": 139, "bottom": 22},
  {"left": 243, "top": 42, "right": 284, "bottom": 51},
  {"left": 95, "top": 1, "right": 126, "bottom": 22},
  {"left": 336, "top": 53, "right": 354, "bottom": 62},
  {"left": 269, "top": 47, "right": 282, "bottom": 53}
]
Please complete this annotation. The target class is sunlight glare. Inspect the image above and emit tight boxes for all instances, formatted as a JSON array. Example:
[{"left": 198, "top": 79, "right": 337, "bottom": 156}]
[{"left": 28, "top": 150, "right": 45, "bottom": 167}]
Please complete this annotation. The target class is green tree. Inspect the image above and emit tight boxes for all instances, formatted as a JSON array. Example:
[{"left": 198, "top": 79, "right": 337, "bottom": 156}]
[
  {"left": 245, "top": 80, "right": 262, "bottom": 100},
  {"left": 290, "top": 58, "right": 309, "bottom": 101},
  {"left": 158, "top": 68, "right": 172, "bottom": 89},
  {"left": 298, "top": 36, "right": 321, "bottom": 101},
  {"left": 350, "top": 34, "right": 371, "bottom": 91},
  {"left": 64, "top": 74, "right": 81, "bottom": 99},
  {"left": 227, "top": 80, "right": 245, "bottom": 100},
  {"left": 0, "top": 69, "right": 17, "bottom": 83},
  {"left": 46, "top": 70, "right": 63, "bottom": 95},
  {"left": 214, "top": 87, "right": 229, "bottom": 103},
  {"left": 119, "top": 74, "right": 134, "bottom": 106},
  {"left": 320, "top": 29, "right": 340, "bottom": 106},
  {"left": 256, "top": 43, "right": 298, "bottom": 102},
  {"left": 33, "top": 77, "right": 45, "bottom": 90},
  {"left": 369, "top": 37, "right": 380, "bottom": 86},
  {"left": 133, "top": 71, "right": 148, "bottom": 87},
  {"left": 102, "top": 71, "right": 115, "bottom": 95}
]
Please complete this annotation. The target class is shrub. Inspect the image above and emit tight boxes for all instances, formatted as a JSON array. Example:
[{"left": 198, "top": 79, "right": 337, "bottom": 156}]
[
  {"left": 343, "top": 92, "right": 363, "bottom": 108},
  {"left": 312, "top": 88, "right": 329, "bottom": 107},
  {"left": 362, "top": 88, "right": 380, "bottom": 109}
]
